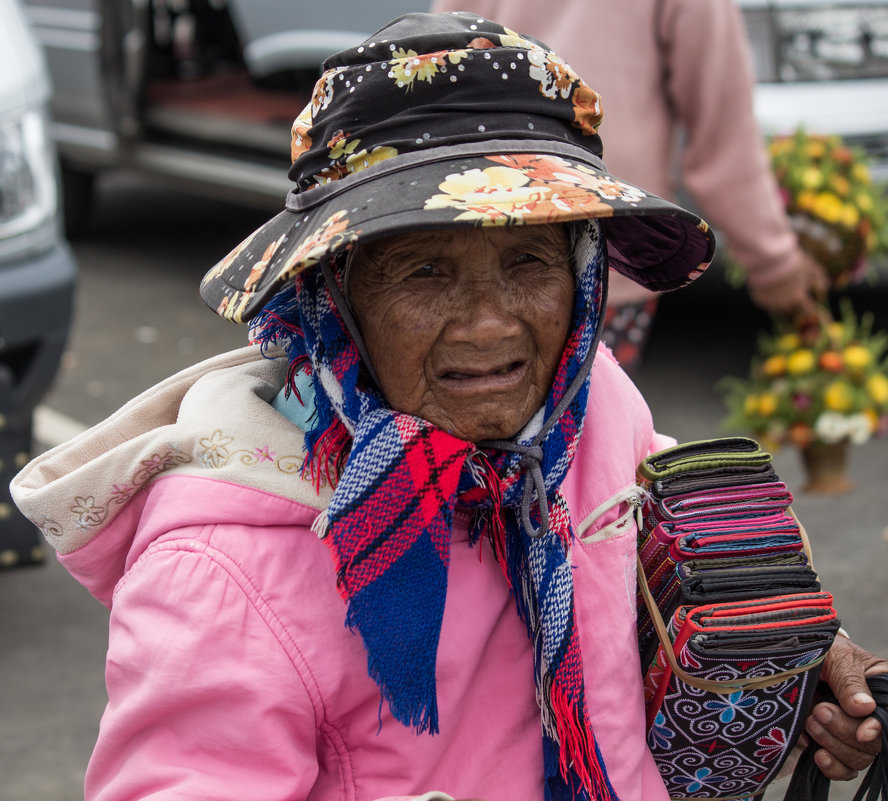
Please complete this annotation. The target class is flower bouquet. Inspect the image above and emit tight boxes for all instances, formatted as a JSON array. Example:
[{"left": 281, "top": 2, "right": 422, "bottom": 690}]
[
  {"left": 722, "top": 302, "right": 888, "bottom": 492},
  {"left": 769, "top": 128, "right": 888, "bottom": 287}
]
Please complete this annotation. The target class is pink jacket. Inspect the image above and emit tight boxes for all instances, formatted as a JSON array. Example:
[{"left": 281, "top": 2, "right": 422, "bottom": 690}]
[
  {"left": 11, "top": 345, "right": 674, "bottom": 801},
  {"left": 432, "top": 0, "right": 808, "bottom": 306}
]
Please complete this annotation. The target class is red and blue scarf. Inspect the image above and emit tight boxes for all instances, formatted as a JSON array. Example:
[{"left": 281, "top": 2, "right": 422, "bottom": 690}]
[{"left": 253, "top": 220, "right": 618, "bottom": 801}]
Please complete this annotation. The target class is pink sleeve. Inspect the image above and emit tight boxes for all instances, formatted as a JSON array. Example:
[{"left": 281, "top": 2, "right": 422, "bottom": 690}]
[
  {"left": 87, "top": 540, "right": 321, "bottom": 801},
  {"left": 649, "top": 430, "right": 677, "bottom": 456},
  {"left": 661, "top": 0, "right": 804, "bottom": 289}
]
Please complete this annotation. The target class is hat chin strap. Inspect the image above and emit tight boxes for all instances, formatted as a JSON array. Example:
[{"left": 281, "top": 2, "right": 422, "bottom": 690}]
[
  {"left": 320, "top": 255, "right": 383, "bottom": 391},
  {"left": 320, "top": 222, "right": 609, "bottom": 541}
]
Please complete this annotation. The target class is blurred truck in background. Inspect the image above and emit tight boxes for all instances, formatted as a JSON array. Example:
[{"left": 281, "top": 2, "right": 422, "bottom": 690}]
[
  {"left": 1, "top": 0, "right": 77, "bottom": 566},
  {"left": 20, "top": 0, "right": 431, "bottom": 234},
  {"left": 742, "top": 1, "right": 888, "bottom": 181}
]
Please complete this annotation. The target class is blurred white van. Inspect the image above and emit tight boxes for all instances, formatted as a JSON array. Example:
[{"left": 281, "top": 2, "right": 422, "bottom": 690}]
[
  {"left": 20, "top": 0, "right": 435, "bottom": 232},
  {"left": 0, "top": 0, "right": 77, "bottom": 566},
  {"left": 740, "top": 0, "right": 888, "bottom": 181}
]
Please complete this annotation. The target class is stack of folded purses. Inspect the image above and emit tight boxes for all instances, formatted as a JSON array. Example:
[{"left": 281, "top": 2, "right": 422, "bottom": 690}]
[{"left": 635, "top": 438, "right": 840, "bottom": 800}]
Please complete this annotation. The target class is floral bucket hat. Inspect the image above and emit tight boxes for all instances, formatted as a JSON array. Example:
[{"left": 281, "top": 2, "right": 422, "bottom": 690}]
[{"left": 201, "top": 11, "right": 716, "bottom": 324}]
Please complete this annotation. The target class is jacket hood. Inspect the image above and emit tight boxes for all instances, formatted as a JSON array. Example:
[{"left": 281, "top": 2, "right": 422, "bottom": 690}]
[{"left": 10, "top": 346, "right": 331, "bottom": 597}]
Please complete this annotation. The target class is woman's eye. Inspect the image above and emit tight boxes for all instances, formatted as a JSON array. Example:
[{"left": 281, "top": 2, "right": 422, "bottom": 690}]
[
  {"left": 511, "top": 252, "right": 546, "bottom": 269},
  {"left": 408, "top": 263, "right": 439, "bottom": 279},
  {"left": 512, "top": 252, "right": 571, "bottom": 274}
]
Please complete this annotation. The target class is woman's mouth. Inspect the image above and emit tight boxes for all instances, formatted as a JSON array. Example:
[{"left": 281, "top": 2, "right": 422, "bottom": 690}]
[
  {"left": 440, "top": 361, "right": 525, "bottom": 384},
  {"left": 444, "top": 362, "right": 521, "bottom": 381}
]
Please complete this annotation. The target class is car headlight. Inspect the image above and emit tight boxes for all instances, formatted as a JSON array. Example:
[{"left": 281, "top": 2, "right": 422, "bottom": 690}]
[
  {"left": 0, "top": 106, "right": 59, "bottom": 261},
  {"left": 742, "top": 5, "right": 888, "bottom": 83}
]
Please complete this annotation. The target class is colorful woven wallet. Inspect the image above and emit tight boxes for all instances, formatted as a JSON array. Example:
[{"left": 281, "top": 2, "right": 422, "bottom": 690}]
[
  {"left": 636, "top": 438, "right": 839, "bottom": 801},
  {"left": 642, "top": 593, "right": 838, "bottom": 800}
]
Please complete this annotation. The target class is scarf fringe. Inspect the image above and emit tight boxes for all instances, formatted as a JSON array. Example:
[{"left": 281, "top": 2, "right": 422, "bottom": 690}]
[
  {"left": 508, "top": 529, "right": 537, "bottom": 640},
  {"left": 366, "top": 652, "right": 441, "bottom": 736},
  {"left": 285, "top": 356, "right": 311, "bottom": 405},
  {"left": 249, "top": 299, "right": 305, "bottom": 355},
  {"left": 311, "top": 510, "right": 330, "bottom": 539},
  {"left": 340, "top": 530, "right": 449, "bottom": 737},
  {"left": 469, "top": 452, "right": 510, "bottom": 580},
  {"left": 250, "top": 290, "right": 352, "bottom": 489},
  {"left": 549, "top": 681, "right": 618, "bottom": 801},
  {"left": 304, "top": 417, "right": 350, "bottom": 491},
  {"left": 343, "top": 606, "right": 441, "bottom": 735}
]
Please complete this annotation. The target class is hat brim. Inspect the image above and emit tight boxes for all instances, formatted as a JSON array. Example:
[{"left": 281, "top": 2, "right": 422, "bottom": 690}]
[{"left": 201, "top": 141, "right": 715, "bottom": 323}]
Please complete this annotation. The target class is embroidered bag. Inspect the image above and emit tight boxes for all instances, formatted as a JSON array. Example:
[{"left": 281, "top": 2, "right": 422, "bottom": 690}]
[{"left": 636, "top": 438, "right": 839, "bottom": 801}]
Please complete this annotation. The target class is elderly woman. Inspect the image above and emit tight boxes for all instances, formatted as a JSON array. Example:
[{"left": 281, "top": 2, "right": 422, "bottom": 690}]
[{"left": 10, "top": 12, "right": 884, "bottom": 801}]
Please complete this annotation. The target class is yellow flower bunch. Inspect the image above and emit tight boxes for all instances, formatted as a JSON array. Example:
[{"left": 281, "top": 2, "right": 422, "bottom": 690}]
[
  {"left": 722, "top": 301, "right": 888, "bottom": 449},
  {"left": 769, "top": 129, "right": 888, "bottom": 287}
]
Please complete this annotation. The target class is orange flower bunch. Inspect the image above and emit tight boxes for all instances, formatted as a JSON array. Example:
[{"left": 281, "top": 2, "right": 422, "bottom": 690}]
[
  {"left": 722, "top": 302, "right": 888, "bottom": 450},
  {"left": 769, "top": 129, "right": 888, "bottom": 287}
]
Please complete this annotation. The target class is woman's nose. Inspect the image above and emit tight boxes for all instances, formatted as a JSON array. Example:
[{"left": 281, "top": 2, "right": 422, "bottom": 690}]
[{"left": 443, "top": 276, "right": 522, "bottom": 346}]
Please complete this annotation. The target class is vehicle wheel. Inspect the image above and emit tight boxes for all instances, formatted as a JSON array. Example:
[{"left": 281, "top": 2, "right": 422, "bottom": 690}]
[
  {"left": 0, "top": 403, "right": 45, "bottom": 569},
  {"left": 60, "top": 165, "right": 96, "bottom": 239}
]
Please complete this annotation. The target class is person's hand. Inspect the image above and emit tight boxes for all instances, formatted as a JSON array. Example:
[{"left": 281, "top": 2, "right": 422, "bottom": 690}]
[
  {"left": 747, "top": 250, "right": 829, "bottom": 319},
  {"left": 803, "top": 635, "right": 888, "bottom": 780}
]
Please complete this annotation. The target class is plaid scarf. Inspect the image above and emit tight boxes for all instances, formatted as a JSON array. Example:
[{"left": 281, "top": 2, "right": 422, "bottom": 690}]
[{"left": 253, "top": 221, "right": 618, "bottom": 801}]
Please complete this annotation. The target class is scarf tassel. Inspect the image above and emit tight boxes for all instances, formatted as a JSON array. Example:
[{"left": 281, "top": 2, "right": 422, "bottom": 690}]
[
  {"left": 548, "top": 680, "right": 618, "bottom": 801},
  {"left": 305, "top": 418, "right": 351, "bottom": 491},
  {"left": 249, "top": 300, "right": 306, "bottom": 354},
  {"left": 471, "top": 453, "right": 510, "bottom": 580},
  {"left": 284, "top": 356, "right": 311, "bottom": 406},
  {"left": 363, "top": 648, "right": 441, "bottom": 736}
]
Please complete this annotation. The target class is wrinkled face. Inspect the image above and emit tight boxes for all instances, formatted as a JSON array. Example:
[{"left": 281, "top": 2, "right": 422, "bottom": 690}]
[{"left": 349, "top": 224, "right": 574, "bottom": 442}]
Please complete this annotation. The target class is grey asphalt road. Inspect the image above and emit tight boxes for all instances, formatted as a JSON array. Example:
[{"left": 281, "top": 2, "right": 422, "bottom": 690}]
[{"left": 2, "top": 173, "right": 886, "bottom": 800}]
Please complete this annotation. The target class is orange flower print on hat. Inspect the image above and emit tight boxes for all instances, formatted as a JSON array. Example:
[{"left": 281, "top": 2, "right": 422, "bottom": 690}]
[
  {"left": 489, "top": 154, "right": 645, "bottom": 206},
  {"left": 423, "top": 164, "right": 546, "bottom": 224},
  {"left": 527, "top": 47, "right": 580, "bottom": 100},
  {"left": 311, "top": 67, "right": 345, "bottom": 117},
  {"left": 278, "top": 210, "right": 358, "bottom": 278},
  {"left": 291, "top": 108, "right": 313, "bottom": 163},
  {"left": 424, "top": 155, "right": 626, "bottom": 224},
  {"left": 571, "top": 84, "right": 603, "bottom": 136}
]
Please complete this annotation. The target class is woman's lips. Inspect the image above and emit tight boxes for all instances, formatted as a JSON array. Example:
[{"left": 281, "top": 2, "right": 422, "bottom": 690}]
[{"left": 439, "top": 361, "right": 527, "bottom": 388}]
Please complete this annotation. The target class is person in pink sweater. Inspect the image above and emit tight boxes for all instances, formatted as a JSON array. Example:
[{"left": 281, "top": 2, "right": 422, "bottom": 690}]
[
  {"left": 11, "top": 12, "right": 884, "bottom": 801},
  {"left": 431, "top": 0, "right": 829, "bottom": 372}
]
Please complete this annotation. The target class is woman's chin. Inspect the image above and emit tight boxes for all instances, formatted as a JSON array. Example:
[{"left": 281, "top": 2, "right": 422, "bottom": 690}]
[
  {"left": 419, "top": 368, "right": 542, "bottom": 441},
  {"left": 427, "top": 404, "right": 537, "bottom": 443}
]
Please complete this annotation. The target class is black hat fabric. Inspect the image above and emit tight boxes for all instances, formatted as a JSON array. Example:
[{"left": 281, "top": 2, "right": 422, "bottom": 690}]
[{"left": 201, "top": 11, "right": 716, "bottom": 323}]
